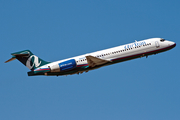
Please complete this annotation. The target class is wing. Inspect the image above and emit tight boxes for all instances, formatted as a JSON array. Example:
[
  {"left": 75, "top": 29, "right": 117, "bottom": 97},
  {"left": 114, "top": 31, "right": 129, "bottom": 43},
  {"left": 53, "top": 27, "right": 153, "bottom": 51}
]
[{"left": 85, "top": 55, "right": 111, "bottom": 67}]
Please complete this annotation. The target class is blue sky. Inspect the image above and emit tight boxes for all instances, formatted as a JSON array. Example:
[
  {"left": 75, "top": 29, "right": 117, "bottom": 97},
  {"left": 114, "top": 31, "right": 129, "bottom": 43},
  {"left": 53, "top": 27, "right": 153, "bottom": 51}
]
[{"left": 1, "top": 0, "right": 180, "bottom": 120}]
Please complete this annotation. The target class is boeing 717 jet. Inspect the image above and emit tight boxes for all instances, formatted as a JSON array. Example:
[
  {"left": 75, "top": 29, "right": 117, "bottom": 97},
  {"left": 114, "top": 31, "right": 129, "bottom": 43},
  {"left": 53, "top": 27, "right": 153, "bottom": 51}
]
[{"left": 5, "top": 38, "right": 176, "bottom": 76}]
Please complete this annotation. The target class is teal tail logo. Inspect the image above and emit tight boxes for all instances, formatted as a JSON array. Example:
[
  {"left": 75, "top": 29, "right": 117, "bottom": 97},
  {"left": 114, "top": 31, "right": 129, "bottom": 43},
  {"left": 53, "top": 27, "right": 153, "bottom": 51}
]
[
  {"left": 26, "top": 55, "right": 42, "bottom": 69},
  {"left": 5, "top": 50, "right": 50, "bottom": 70}
]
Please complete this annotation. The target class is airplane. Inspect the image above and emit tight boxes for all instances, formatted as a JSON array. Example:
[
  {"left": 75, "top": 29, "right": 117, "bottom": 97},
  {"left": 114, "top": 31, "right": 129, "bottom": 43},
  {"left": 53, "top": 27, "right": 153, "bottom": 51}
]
[{"left": 5, "top": 38, "right": 176, "bottom": 76}]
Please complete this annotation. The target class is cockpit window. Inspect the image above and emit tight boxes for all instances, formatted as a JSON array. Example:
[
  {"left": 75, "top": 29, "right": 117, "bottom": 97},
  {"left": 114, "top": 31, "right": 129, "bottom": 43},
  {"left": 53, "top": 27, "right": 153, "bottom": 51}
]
[{"left": 160, "top": 39, "right": 165, "bottom": 42}]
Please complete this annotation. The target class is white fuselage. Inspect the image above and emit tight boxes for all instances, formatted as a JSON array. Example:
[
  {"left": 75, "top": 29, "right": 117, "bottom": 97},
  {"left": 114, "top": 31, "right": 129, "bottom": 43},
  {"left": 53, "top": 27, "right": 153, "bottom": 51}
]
[{"left": 38, "top": 38, "right": 176, "bottom": 75}]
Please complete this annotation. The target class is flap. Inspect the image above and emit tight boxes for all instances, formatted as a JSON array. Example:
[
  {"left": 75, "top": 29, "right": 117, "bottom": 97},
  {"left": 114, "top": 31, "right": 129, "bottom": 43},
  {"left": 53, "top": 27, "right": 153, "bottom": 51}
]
[{"left": 85, "top": 55, "right": 111, "bottom": 67}]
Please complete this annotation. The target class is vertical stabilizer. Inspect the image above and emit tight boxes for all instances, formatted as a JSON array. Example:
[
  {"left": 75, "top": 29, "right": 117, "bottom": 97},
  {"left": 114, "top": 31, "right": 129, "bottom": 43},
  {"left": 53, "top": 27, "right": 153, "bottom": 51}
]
[{"left": 5, "top": 50, "right": 50, "bottom": 70}]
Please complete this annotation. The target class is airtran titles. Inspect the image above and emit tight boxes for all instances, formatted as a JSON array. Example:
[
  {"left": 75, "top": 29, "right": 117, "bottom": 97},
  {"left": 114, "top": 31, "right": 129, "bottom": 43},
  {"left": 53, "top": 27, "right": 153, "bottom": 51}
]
[{"left": 124, "top": 41, "right": 146, "bottom": 49}]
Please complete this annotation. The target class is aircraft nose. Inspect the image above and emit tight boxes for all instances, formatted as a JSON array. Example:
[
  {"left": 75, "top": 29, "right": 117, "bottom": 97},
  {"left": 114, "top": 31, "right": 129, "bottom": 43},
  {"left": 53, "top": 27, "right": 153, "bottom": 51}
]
[
  {"left": 168, "top": 41, "right": 174, "bottom": 45},
  {"left": 173, "top": 42, "right": 176, "bottom": 48},
  {"left": 169, "top": 42, "right": 176, "bottom": 48},
  {"left": 174, "top": 42, "right": 176, "bottom": 46}
]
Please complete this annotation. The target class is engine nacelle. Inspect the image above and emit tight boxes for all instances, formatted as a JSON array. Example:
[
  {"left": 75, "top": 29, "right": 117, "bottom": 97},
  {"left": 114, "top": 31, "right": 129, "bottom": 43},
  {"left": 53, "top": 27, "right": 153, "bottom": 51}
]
[{"left": 50, "top": 59, "right": 77, "bottom": 72}]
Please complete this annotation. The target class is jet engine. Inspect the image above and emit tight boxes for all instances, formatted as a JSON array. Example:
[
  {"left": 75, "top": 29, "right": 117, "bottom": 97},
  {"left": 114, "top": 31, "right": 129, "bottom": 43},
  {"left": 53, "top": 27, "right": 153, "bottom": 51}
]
[{"left": 50, "top": 59, "right": 77, "bottom": 72}]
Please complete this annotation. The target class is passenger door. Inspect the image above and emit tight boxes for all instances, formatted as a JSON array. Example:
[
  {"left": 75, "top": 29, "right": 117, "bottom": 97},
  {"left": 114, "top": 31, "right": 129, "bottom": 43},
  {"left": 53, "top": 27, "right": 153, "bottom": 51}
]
[{"left": 155, "top": 41, "right": 160, "bottom": 48}]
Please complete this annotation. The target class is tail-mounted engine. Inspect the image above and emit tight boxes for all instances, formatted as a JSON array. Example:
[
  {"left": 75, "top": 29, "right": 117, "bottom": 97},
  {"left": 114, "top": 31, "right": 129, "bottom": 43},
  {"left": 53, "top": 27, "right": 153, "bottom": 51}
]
[{"left": 50, "top": 59, "right": 77, "bottom": 72}]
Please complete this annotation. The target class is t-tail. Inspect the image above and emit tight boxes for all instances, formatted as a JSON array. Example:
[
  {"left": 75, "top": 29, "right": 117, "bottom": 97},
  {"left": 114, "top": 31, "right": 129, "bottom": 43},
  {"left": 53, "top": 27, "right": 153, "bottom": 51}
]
[{"left": 5, "top": 50, "right": 51, "bottom": 71}]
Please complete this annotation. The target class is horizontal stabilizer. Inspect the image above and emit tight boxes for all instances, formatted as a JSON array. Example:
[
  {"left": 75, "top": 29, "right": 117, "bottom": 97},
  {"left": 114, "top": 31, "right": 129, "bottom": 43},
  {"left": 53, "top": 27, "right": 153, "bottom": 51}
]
[
  {"left": 5, "top": 50, "right": 30, "bottom": 63},
  {"left": 12, "top": 53, "right": 29, "bottom": 57},
  {"left": 85, "top": 55, "right": 111, "bottom": 67},
  {"left": 5, "top": 57, "right": 16, "bottom": 63},
  {"left": 11, "top": 50, "right": 31, "bottom": 57}
]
